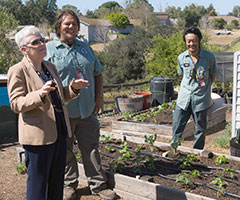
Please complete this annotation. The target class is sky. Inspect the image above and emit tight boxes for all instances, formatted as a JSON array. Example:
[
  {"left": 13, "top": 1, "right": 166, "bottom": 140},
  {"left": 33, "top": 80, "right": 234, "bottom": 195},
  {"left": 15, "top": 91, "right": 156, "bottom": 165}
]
[{"left": 56, "top": 0, "right": 240, "bottom": 16}]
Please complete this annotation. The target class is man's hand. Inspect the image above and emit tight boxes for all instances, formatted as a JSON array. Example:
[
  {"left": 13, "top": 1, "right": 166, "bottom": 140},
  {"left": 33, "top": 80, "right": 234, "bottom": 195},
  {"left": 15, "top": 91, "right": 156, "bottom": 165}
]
[
  {"left": 39, "top": 80, "right": 56, "bottom": 97},
  {"left": 71, "top": 78, "right": 89, "bottom": 90},
  {"left": 93, "top": 97, "right": 102, "bottom": 114}
]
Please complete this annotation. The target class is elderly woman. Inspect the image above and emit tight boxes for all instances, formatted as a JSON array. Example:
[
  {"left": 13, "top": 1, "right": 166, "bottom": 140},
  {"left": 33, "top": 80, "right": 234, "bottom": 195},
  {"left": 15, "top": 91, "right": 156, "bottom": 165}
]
[{"left": 7, "top": 25, "right": 89, "bottom": 200}]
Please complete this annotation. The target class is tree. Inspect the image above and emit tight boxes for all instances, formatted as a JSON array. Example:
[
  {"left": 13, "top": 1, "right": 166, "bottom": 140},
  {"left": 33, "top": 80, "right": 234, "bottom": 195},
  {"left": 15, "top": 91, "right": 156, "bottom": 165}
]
[
  {"left": 94, "top": 1, "right": 123, "bottom": 18},
  {"left": 180, "top": 4, "right": 207, "bottom": 27},
  {"left": 213, "top": 18, "right": 227, "bottom": 29},
  {"left": 231, "top": 5, "right": 240, "bottom": 17},
  {"left": 0, "top": 7, "right": 21, "bottom": 73},
  {"left": 206, "top": 4, "right": 217, "bottom": 16},
  {"left": 98, "top": 27, "right": 151, "bottom": 84},
  {"left": 61, "top": 4, "right": 80, "bottom": 14},
  {"left": 108, "top": 13, "right": 130, "bottom": 29},
  {"left": 165, "top": 6, "right": 181, "bottom": 19},
  {"left": 85, "top": 10, "right": 97, "bottom": 18},
  {"left": 145, "top": 31, "right": 185, "bottom": 79},
  {"left": 124, "top": 0, "right": 154, "bottom": 30},
  {"left": 0, "top": 0, "right": 28, "bottom": 25},
  {"left": 231, "top": 19, "right": 239, "bottom": 29}
]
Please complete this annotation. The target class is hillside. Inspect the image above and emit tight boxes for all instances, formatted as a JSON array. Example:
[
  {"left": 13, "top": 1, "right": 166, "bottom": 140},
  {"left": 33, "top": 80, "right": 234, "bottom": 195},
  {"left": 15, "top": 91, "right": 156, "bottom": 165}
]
[
  {"left": 91, "top": 29, "right": 240, "bottom": 53},
  {"left": 207, "top": 29, "right": 240, "bottom": 50}
]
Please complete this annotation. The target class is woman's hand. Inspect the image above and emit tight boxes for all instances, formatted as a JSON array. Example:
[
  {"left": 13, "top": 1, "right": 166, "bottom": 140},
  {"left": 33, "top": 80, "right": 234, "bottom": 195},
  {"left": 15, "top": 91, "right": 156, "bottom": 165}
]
[
  {"left": 39, "top": 80, "right": 56, "bottom": 97},
  {"left": 70, "top": 78, "right": 89, "bottom": 90}
]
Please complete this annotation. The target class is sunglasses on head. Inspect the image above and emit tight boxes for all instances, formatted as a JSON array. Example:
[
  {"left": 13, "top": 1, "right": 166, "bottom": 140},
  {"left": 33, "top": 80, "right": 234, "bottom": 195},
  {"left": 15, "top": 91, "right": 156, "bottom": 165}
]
[{"left": 28, "top": 38, "right": 46, "bottom": 46}]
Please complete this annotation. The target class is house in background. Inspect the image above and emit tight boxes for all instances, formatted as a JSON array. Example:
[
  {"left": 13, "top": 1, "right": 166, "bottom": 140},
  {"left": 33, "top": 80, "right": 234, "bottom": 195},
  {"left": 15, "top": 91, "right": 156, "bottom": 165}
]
[
  {"left": 79, "top": 15, "right": 134, "bottom": 43},
  {"left": 153, "top": 12, "right": 171, "bottom": 25}
]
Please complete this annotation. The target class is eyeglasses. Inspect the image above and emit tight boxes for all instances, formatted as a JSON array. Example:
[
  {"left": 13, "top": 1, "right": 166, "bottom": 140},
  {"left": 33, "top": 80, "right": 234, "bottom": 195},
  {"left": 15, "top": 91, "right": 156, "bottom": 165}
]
[{"left": 27, "top": 38, "right": 46, "bottom": 46}]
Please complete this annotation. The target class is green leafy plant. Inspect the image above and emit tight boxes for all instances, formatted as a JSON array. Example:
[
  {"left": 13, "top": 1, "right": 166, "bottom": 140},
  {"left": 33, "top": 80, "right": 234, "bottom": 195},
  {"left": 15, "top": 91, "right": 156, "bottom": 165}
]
[
  {"left": 176, "top": 172, "right": 193, "bottom": 187},
  {"left": 210, "top": 177, "right": 228, "bottom": 195},
  {"left": 179, "top": 154, "right": 198, "bottom": 169},
  {"left": 213, "top": 122, "right": 232, "bottom": 148},
  {"left": 170, "top": 138, "right": 183, "bottom": 155},
  {"left": 132, "top": 145, "right": 145, "bottom": 174},
  {"left": 99, "top": 134, "right": 114, "bottom": 142},
  {"left": 122, "top": 111, "right": 135, "bottom": 121},
  {"left": 221, "top": 168, "right": 235, "bottom": 178},
  {"left": 215, "top": 155, "right": 227, "bottom": 165},
  {"left": 190, "top": 170, "right": 201, "bottom": 178},
  {"left": 145, "top": 154, "right": 156, "bottom": 171},
  {"left": 105, "top": 145, "right": 116, "bottom": 153},
  {"left": 15, "top": 162, "right": 27, "bottom": 174},
  {"left": 144, "top": 134, "right": 157, "bottom": 152},
  {"left": 75, "top": 153, "right": 82, "bottom": 163}
]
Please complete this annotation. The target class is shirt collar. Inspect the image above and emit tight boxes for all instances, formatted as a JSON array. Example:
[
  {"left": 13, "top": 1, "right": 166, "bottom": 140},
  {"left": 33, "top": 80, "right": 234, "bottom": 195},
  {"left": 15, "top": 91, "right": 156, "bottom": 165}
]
[
  {"left": 55, "top": 38, "right": 81, "bottom": 49},
  {"left": 185, "top": 47, "right": 203, "bottom": 58}
]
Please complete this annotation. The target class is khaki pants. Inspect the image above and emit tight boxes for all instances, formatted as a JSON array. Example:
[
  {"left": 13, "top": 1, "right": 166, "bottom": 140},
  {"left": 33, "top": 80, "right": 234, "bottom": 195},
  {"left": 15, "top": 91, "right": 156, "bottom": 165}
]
[{"left": 64, "top": 114, "right": 107, "bottom": 192}]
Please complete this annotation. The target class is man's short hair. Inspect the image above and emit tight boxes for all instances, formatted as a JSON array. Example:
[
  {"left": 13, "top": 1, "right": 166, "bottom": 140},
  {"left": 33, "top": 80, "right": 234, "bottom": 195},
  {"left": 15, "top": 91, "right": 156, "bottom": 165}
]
[
  {"left": 183, "top": 26, "right": 202, "bottom": 42},
  {"left": 55, "top": 9, "right": 80, "bottom": 38}
]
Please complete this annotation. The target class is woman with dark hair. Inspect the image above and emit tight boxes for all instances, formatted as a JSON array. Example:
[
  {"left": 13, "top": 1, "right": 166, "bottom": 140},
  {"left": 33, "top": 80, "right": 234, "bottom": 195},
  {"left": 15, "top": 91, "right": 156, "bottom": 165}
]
[
  {"left": 7, "top": 25, "right": 89, "bottom": 200},
  {"left": 171, "top": 26, "right": 216, "bottom": 150}
]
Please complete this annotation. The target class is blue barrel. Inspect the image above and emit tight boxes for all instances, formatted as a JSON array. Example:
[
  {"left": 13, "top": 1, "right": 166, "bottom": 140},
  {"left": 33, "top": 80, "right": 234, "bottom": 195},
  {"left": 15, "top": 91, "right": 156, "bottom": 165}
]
[
  {"left": 0, "top": 75, "right": 18, "bottom": 138},
  {"left": 0, "top": 86, "right": 10, "bottom": 106},
  {"left": 150, "top": 77, "right": 173, "bottom": 106}
]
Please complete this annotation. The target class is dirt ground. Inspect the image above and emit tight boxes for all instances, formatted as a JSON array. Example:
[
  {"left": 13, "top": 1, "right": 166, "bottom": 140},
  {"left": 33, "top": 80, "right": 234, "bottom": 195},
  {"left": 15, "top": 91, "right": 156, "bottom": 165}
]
[{"left": 0, "top": 106, "right": 232, "bottom": 200}]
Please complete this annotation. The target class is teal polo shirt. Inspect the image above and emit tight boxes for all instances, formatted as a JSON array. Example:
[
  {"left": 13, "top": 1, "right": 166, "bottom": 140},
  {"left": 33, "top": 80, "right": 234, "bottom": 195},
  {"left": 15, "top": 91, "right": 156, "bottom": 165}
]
[
  {"left": 45, "top": 38, "right": 104, "bottom": 119},
  {"left": 177, "top": 48, "right": 216, "bottom": 112}
]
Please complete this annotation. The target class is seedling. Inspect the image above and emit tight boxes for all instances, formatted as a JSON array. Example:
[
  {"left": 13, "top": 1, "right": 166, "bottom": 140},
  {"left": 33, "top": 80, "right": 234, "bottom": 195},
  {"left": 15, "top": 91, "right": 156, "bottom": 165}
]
[
  {"left": 146, "top": 154, "right": 156, "bottom": 171},
  {"left": 132, "top": 145, "right": 145, "bottom": 174},
  {"left": 75, "top": 152, "right": 82, "bottom": 163},
  {"left": 170, "top": 138, "right": 183, "bottom": 155},
  {"left": 210, "top": 177, "right": 228, "bottom": 195},
  {"left": 176, "top": 172, "right": 192, "bottom": 187},
  {"left": 221, "top": 168, "right": 235, "bottom": 178},
  {"left": 179, "top": 154, "right": 198, "bottom": 170},
  {"left": 215, "top": 155, "right": 227, "bottom": 165},
  {"left": 119, "top": 141, "right": 133, "bottom": 159},
  {"left": 144, "top": 134, "right": 157, "bottom": 152},
  {"left": 190, "top": 170, "right": 201, "bottom": 178},
  {"left": 105, "top": 145, "right": 116, "bottom": 153},
  {"left": 15, "top": 162, "right": 27, "bottom": 174},
  {"left": 100, "top": 134, "right": 114, "bottom": 142}
]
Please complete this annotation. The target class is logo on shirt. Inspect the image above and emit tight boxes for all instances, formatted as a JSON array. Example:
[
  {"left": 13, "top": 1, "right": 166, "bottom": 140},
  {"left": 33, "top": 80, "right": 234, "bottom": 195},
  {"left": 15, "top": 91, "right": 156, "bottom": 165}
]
[
  {"left": 184, "top": 63, "right": 190, "bottom": 67},
  {"left": 81, "top": 48, "right": 87, "bottom": 55}
]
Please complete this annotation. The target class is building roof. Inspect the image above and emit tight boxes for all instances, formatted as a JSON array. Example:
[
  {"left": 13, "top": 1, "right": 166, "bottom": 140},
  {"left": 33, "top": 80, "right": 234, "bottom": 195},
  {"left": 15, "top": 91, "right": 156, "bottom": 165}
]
[
  {"left": 79, "top": 16, "right": 111, "bottom": 26},
  {"left": 153, "top": 12, "right": 169, "bottom": 20}
]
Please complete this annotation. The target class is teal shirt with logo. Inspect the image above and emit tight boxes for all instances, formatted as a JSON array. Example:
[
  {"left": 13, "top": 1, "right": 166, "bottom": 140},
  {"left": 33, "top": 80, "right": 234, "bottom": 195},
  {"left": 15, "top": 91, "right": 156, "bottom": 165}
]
[
  {"left": 45, "top": 38, "right": 104, "bottom": 119},
  {"left": 177, "top": 48, "right": 216, "bottom": 112}
]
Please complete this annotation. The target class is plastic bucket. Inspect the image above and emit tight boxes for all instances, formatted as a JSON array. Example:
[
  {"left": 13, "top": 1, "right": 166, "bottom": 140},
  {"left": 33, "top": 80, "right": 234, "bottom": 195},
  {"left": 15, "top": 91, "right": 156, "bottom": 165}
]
[
  {"left": 115, "top": 94, "right": 144, "bottom": 112},
  {"left": 230, "top": 138, "right": 240, "bottom": 157},
  {"left": 135, "top": 92, "right": 152, "bottom": 110},
  {"left": 150, "top": 77, "right": 173, "bottom": 106}
]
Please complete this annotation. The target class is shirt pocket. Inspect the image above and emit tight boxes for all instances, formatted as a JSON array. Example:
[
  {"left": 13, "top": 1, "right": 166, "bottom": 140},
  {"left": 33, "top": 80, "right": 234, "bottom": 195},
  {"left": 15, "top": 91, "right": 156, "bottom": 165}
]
[
  {"left": 52, "top": 55, "right": 71, "bottom": 74},
  {"left": 181, "top": 64, "right": 191, "bottom": 79}
]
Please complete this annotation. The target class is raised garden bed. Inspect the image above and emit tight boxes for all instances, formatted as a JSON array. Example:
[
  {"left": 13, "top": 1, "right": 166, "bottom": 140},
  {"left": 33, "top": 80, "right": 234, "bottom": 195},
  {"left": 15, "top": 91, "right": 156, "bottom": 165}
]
[
  {"left": 112, "top": 103, "right": 226, "bottom": 141},
  {"left": 76, "top": 138, "right": 240, "bottom": 200}
]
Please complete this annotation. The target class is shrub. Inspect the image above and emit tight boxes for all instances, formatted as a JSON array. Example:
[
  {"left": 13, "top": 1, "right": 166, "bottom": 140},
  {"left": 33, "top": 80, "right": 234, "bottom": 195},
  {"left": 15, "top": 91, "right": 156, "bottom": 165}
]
[{"left": 213, "top": 121, "right": 232, "bottom": 148}]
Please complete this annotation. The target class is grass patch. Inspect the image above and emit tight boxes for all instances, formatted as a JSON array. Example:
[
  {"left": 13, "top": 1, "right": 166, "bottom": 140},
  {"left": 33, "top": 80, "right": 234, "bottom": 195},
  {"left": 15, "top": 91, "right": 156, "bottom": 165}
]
[
  {"left": 213, "top": 121, "right": 232, "bottom": 148},
  {"left": 15, "top": 162, "right": 27, "bottom": 174}
]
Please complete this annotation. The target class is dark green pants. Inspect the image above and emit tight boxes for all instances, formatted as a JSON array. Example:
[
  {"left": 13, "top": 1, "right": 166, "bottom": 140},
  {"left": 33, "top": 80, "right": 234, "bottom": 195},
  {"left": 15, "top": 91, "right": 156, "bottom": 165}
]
[
  {"left": 64, "top": 114, "right": 107, "bottom": 192},
  {"left": 172, "top": 104, "right": 207, "bottom": 150}
]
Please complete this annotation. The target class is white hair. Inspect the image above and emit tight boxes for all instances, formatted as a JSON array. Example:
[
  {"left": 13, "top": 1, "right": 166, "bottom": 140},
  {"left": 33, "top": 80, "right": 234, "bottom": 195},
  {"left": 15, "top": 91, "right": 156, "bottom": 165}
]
[{"left": 15, "top": 25, "right": 42, "bottom": 48}]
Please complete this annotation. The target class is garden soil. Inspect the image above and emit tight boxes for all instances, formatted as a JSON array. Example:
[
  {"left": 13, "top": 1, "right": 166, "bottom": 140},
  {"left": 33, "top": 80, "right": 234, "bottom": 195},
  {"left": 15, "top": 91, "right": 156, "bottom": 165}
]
[{"left": 0, "top": 106, "right": 232, "bottom": 200}]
